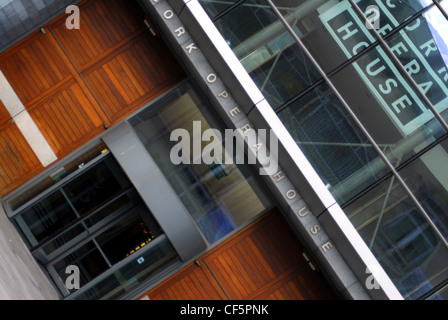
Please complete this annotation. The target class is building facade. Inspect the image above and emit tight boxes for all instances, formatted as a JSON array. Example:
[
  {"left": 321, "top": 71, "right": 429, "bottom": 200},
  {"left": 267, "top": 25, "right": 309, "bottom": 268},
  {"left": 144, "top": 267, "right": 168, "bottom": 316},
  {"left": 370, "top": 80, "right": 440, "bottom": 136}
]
[{"left": 0, "top": 0, "right": 448, "bottom": 300}]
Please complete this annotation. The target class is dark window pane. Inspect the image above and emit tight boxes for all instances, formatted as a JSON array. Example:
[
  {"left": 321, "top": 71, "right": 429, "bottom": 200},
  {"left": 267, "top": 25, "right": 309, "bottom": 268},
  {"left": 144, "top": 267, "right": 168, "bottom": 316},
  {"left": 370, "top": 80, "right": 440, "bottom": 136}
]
[
  {"left": 96, "top": 208, "right": 160, "bottom": 265},
  {"left": 54, "top": 241, "right": 109, "bottom": 292},
  {"left": 62, "top": 157, "right": 131, "bottom": 215},
  {"left": 20, "top": 190, "right": 77, "bottom": 244}
]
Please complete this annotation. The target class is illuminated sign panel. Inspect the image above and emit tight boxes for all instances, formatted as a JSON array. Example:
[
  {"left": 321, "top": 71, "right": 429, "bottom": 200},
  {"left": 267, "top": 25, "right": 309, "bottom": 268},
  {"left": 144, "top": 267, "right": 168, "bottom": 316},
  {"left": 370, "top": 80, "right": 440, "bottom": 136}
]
[{"left": 320, "top": 0, "right": 448, "bottom": 135}]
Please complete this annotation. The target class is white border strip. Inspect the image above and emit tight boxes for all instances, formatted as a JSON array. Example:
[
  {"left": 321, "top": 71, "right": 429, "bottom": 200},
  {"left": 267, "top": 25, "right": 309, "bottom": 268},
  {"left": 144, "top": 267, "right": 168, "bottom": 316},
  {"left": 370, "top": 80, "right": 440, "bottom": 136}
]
[
  {"left": 185, "top": 0, "right": 403, "bottom": 300},
  {"left": 0, "top": 70, "right": 57, "bottom": 167}
]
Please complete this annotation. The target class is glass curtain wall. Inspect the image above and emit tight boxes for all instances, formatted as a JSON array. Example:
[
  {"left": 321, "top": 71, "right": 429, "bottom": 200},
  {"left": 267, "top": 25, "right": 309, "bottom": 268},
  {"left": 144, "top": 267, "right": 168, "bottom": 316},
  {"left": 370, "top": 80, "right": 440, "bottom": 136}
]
[
  {"left": 199, "top": 0, "right": 448, "bottom": 299},
  {"left": 129, "top": 81, "right": 272, "bottom": 244}
]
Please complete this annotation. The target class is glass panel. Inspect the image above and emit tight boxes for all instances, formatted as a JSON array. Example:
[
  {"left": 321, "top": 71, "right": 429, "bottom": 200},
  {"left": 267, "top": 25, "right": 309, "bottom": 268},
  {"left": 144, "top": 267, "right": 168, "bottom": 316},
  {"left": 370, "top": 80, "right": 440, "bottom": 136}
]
[
  {"left": 62, "top": 156, "right": 131, "bottom": 215},
  {"left": 96, "top": 207, "right": 161, "bottom": 265},
  {"left": 84, "top": 193, "right": 132, "bottom": 227},
  {"left": 129, "top": 82, "right": 271, "bottom": 243},
  {"left": 278, "top": 82, "right": 388, "bottom": 203},
  {"left": 399, "top": 140, "right": 448, "bottom": 240},
  {"left": 198, "top": 0, "right": 239, "bottom": 19},
  {"left": 54, "top": 241, "right": 110, "bottom": 294},
  {"left": 214, "top": 0, "right": 321, "bottom": 108},
  {"left": 355, "top": 0, "right": 432, "bottom": 37},
  {"left": 72, "top": 237, "right": 180, "bottom": 300},
  {"left": 41, "top": 193, "right": 134, "bottom": 256},
  {"left": 384, "top": 6, "right": 448, "bottom": 122},
  {"left": 272, "top": 0, "right": 432, "bottom": 73},
  {"left": 270, "top": 0, "right": 372, "bottom": 73},
  {"left": 344, "top": 178, "right": 448, "bottom": 299},
  {"left": 8, "top": 142, "right": 108, "bottom": 211},
  {"left": 345, "top": 177, "right": 448, "bottom": 299},
  {"left": 330, "top": 43, "right": 446, "bottom": 167},
  {"left": 427, "top": 284, "right": 448, "bottom": 300},
  {"left": 19, "top": 190, "right": 78, "bottom": 244},
  {"left": 42, "top": 224, "right": 86, "bottom": 255}
]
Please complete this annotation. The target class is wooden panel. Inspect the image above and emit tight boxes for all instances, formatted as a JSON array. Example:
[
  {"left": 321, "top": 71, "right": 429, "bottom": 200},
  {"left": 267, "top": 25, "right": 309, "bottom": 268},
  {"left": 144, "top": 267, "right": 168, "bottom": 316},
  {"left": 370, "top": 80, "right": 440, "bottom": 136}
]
[
  {"left": 29, "top": 81, "right": 104, "bottom": 158},
  {"left": 140, "top": 210, "right": 338, "bottom": 300},
  {"left": 83, "top": 34, "right": 184, "bottom": 122},
  {"left": 0, "top": 122, "right": 42, "bottom": 195},
  {"left": 203, "top": 211, "right": 307, "bottom": 300},
  {"left": 0, "top": 31, "right": 72, "bottom": 106},
  {"left": 147, "top": 262, "right": 227, "bottom": 300}
]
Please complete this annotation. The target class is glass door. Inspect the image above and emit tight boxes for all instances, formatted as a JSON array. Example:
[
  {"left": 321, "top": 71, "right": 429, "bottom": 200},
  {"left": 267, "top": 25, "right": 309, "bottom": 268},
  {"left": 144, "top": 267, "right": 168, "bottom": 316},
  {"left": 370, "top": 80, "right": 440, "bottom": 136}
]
[{"left": 11, "top": 151, "right": 180, "bottom": 298}]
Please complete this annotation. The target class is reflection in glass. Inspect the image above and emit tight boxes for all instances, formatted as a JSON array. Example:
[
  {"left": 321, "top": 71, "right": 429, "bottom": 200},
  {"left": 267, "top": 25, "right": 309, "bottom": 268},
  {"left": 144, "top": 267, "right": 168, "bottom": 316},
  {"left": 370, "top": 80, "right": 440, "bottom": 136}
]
[
  {"left": 129, "top": 82, "right": 271, "bottom": 243},
  {"left": 278, "top": 82, "right": 388, "bottom": 203},
  {"left": 331, "top": 44, "right": 446, "bottom": 167},
  {"left": 213, "top": 0, "right": 320, "bottom": 108},
  {"left": 271, "top": 0, "right": 370, "bottom": 72},
  {"left": 270, "top": 0, "right": 432, "bottom": 73},
  {"left": 354, "top": 0, "right": 432, "bottom": 37},
  {"left": 345, "top": 177, "right": 448, "bottom": 299},
  {"left": 384, "top": 7, "right": 448, "bottom": 121}
]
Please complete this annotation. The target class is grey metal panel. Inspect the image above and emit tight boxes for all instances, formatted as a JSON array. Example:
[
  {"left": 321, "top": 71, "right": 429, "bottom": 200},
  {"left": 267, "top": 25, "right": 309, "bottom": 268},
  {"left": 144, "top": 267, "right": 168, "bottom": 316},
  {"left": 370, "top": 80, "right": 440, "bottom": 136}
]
[
  {"left": 0, "top": 0, "right": 80, "bottom": 52},
  {"left": 102, "top": 122, "right": 207, "bottom": 262}
]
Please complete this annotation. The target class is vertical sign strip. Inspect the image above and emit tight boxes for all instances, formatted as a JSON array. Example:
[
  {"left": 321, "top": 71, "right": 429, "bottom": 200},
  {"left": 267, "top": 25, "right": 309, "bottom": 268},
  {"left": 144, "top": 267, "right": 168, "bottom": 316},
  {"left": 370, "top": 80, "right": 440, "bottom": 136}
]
[{"left": 0, "top": 70, "right": 57, "bottom": 167}]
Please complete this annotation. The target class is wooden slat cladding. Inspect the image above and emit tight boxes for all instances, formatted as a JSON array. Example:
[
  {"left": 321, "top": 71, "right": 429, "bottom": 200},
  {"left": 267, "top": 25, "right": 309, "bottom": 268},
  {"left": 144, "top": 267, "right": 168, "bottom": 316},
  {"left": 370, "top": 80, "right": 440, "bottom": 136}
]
[
  {"left": 142, "top": 210, "right": 337, "bottom": 300},
  {"left": 49, "top": 0, "right": 144, "bottom": 70},
  {"left": 49, "top": 0, "right": 184, "bottom": 122},
  {"left": 0, "top": 31, "right": 72, "bottom": 106},
  {"left": 82, "top": 34, "right": 183, "bottom": 122},
  {"left": 203, "top": 213, "right": 306, "bottom": 299},
  {"left": 0, "top": 122, "right": 41, "bottom": 192},
  {"left": 0, "top": 0, "right": 185, "bottom": 196},
  {"left": 148, "top": 262, "right": 228, "bottom": 300},
  {"left": 29, "top": 81, "right": 105, "bottom": 156}
]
